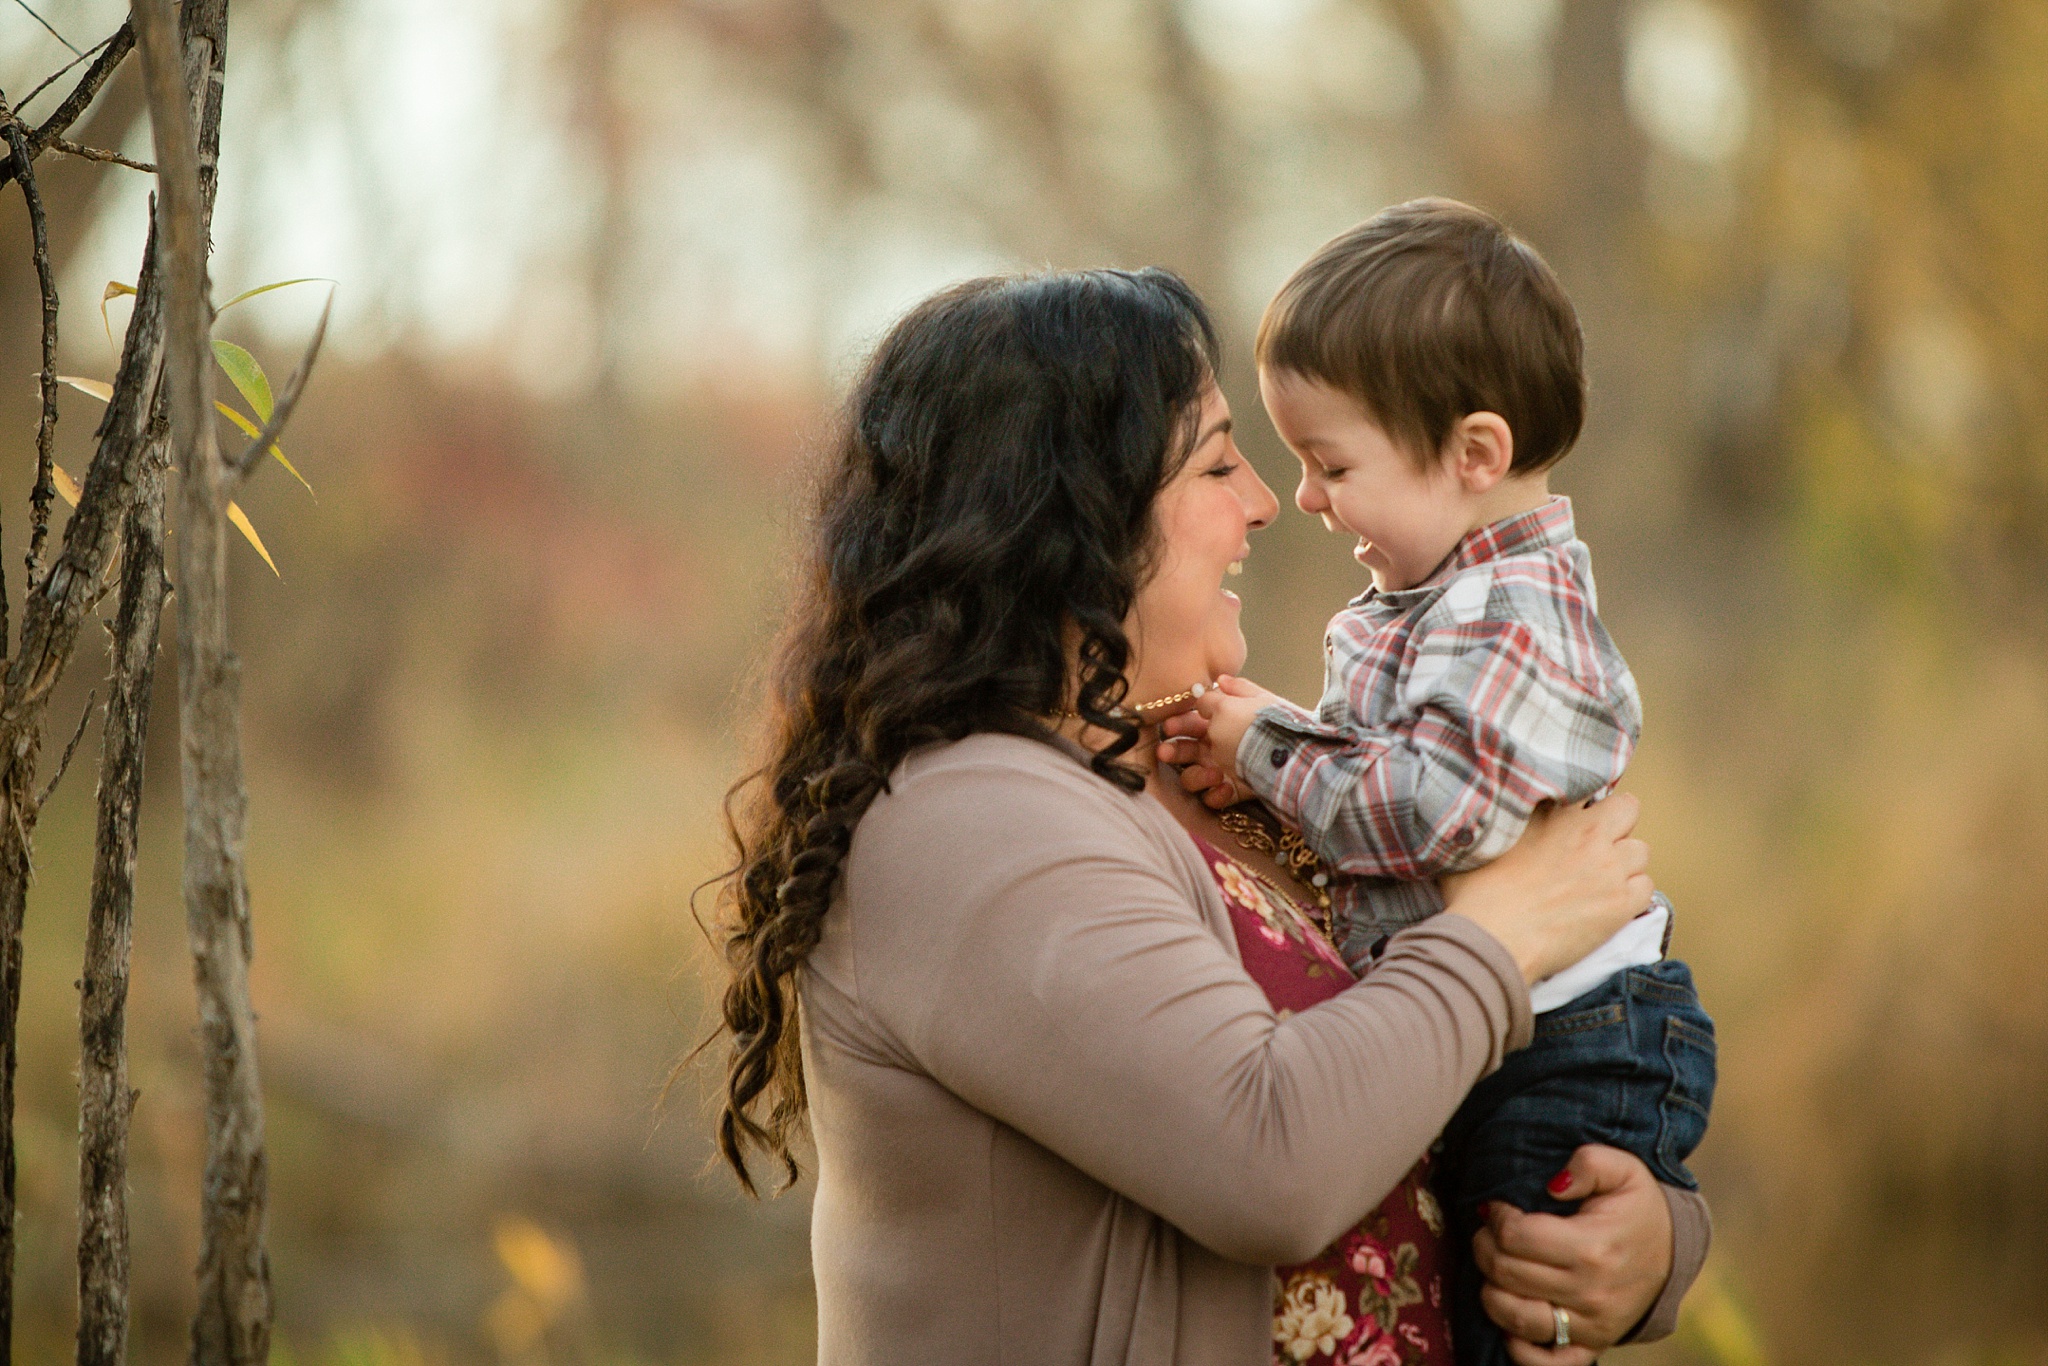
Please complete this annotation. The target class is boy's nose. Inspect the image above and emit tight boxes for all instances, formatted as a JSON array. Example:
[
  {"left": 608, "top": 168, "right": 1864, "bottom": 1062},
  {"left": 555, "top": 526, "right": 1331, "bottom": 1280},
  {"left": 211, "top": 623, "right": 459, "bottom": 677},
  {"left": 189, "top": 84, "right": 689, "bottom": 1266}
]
[{"left": 1295, "top": 478, "right": 1323, "bottom": 515}]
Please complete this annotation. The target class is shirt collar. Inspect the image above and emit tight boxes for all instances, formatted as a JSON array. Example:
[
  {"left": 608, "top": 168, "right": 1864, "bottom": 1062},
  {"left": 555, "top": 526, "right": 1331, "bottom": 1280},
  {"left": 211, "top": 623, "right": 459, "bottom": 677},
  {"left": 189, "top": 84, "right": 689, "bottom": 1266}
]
[{"left": 1362, "top": 496, "right": 1576, "bottom": 609}]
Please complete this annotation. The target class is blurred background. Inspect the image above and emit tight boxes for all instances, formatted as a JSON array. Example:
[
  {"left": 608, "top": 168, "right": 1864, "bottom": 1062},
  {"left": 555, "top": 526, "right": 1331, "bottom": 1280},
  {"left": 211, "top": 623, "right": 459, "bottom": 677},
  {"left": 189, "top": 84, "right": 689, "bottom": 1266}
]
[{"left": 0, "top": 0, "right": 2045, "bottom": 1361}]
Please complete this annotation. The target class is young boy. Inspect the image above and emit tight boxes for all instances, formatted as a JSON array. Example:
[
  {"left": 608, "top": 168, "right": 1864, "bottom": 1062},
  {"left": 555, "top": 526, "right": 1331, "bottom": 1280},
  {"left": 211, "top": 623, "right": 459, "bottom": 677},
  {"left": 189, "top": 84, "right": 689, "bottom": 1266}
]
[{"left": 1180, "top": 199, "right": 1715, "bottom": 1365}]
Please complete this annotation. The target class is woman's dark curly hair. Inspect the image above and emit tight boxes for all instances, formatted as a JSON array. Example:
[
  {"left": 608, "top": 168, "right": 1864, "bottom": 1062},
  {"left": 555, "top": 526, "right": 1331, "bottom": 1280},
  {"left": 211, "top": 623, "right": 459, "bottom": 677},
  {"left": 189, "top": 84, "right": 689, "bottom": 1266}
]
[{"left": 710, "top": 267, "right": 1220, "bottom": 1193}]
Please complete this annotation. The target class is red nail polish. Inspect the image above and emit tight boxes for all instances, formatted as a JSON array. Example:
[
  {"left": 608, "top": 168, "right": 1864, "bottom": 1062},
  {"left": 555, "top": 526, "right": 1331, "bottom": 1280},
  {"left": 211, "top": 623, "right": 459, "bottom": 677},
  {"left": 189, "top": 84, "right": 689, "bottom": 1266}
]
[{"left": 1546, "top": 1170, "right": 1573, "bottom": 1196}]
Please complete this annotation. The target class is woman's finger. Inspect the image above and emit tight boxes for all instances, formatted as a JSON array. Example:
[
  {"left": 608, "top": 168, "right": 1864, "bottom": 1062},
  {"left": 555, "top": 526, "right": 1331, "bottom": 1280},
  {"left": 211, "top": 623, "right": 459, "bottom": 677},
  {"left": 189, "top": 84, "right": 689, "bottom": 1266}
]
[
  {"left": 1482, "top": 1282, "right": 1616, "bottom": 1358},
  {"left": 1485, "top": 1201, "right": 1581, "bottom": 1271},
  {"left": 1584, "top": 790, "right": 1640, "bottom": 840},
  {"left": 1472, "top": 1220, "right": 1579, "bottom": 1303},
  {"left": 1504, "top": 1338, "right": 1600, "bottom": 1366}
]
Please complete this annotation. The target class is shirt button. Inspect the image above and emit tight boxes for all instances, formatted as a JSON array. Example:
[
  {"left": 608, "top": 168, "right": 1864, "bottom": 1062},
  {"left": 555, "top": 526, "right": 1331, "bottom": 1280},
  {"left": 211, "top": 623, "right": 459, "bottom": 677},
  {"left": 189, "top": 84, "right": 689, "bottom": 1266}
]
[
  {"left": 1269, "top": 747, "right": 1288, "bottom": 769},
  {"left": 1454, "top": 827, "right": 1476, "bottom": 847}
]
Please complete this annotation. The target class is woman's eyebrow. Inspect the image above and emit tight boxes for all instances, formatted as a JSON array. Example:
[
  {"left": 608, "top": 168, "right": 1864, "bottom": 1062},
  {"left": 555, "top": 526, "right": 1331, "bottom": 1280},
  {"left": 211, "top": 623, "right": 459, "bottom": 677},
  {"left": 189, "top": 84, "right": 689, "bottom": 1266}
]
[{"left": 1195, "top": 416, "right": 1233, "bottom": 449}]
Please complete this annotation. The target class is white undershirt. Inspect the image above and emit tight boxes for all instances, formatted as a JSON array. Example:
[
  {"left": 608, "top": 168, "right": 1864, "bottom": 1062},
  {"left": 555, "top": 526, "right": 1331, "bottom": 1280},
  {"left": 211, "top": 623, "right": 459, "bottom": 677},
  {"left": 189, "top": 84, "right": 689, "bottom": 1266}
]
[{"left": 1527, "top": 903, "right": 1669, "bottom": 1013}]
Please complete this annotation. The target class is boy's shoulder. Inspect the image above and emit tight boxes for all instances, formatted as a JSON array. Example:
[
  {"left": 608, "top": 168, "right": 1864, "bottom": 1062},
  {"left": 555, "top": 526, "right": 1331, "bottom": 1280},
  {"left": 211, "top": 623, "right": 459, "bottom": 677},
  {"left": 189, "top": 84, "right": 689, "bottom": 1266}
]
[
  {"left": 1338, "top": 538, "right": 1631, "bottom": 697},
  {"left": 1345, "top": 537, "right": 1600, "bottom": 637}
]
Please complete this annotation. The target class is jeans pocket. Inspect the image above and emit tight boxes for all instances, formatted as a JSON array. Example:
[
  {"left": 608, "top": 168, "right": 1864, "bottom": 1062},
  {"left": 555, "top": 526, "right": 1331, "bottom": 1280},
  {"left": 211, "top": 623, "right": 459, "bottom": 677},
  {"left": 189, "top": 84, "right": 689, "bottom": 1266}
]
[{"left": 1655, "top": 1013, "right": 1716, "bottom": 1188}]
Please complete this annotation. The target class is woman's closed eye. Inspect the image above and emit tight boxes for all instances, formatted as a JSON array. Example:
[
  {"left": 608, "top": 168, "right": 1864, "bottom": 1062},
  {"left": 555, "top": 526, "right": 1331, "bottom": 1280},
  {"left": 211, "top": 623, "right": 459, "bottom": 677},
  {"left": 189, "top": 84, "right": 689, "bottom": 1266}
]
[{"left": 1205, "top": 459, "right": 1241, "bottom": 478}]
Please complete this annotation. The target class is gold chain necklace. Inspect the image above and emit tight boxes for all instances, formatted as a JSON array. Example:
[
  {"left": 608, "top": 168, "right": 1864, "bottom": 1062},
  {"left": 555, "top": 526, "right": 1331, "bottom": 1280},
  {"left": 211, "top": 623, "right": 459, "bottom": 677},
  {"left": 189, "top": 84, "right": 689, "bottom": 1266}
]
[
  {"left": 1058, "top": 680, "right": 1212, "bottom": 722},
  {"left": 1216, "top": 807, "right": 1338, "bottom": 943}
]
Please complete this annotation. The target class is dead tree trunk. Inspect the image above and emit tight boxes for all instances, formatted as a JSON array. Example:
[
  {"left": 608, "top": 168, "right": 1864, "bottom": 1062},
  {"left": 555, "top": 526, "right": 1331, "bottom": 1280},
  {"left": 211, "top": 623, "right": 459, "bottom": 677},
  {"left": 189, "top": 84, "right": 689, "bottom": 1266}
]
[
  {"left": 76, "top": 229, "right": 170, "bottom": 1365},
  {"left": 132, "top": 0, "right": 272, "bottom": 1359}
]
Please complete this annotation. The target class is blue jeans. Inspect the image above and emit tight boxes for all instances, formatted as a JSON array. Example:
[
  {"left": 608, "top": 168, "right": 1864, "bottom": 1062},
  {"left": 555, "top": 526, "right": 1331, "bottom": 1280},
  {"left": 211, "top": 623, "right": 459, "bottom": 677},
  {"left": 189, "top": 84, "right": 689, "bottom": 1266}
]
[{"left": 1436, "top": 957, "right": 1716, "bottom": 1366}]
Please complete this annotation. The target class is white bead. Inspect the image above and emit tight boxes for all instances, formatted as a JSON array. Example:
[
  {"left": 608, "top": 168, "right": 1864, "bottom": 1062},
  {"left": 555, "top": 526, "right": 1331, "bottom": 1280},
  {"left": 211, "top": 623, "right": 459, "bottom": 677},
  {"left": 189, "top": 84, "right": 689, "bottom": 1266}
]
[
  {"left": 1190, "top": 682, "right": 1207, "bottom": 698},
  {"left": 1312, "top": 873, "right": 1329, "bottom": 887}
]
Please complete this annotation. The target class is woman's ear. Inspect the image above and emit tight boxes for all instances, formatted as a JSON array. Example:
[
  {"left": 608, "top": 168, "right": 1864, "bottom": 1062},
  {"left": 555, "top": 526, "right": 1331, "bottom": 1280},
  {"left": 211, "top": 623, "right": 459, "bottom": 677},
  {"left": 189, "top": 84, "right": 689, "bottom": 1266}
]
[{"left": 1447, "top": 412, "right": 1515, "bottom": 492}]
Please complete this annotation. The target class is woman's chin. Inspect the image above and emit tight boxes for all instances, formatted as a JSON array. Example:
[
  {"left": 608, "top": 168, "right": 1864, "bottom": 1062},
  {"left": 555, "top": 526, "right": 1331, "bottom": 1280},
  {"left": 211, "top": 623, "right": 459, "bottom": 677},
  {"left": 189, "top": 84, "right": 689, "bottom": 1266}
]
[{"left": 1206, "top": 634, "right": 1249, "bottom": 680}]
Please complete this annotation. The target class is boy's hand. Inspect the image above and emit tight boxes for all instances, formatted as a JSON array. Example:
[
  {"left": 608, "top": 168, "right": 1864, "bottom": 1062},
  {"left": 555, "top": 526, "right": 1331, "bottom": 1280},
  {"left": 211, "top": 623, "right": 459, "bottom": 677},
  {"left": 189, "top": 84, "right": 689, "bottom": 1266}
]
[
  {"left": 1189, "top": 675, "right": 1283, "bottom": 810},
  {"left": 1157, "top": 710, "right": 1240, "bottom": 806}
]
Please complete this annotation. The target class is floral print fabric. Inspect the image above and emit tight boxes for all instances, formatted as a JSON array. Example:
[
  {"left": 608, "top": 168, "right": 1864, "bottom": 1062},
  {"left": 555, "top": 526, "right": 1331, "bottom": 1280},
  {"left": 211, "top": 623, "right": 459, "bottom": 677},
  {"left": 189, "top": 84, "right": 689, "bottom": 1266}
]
[{"left": 1190, "top": 836, "right": 1457, "bottom": 1366}]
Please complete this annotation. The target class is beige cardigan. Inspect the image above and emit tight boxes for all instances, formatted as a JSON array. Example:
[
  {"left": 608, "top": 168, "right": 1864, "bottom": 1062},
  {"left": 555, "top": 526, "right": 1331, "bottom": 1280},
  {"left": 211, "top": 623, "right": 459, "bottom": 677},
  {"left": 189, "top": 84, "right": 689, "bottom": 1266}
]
[{"left": 801, "top": 732, "right": 1704, "bottom": 1365}]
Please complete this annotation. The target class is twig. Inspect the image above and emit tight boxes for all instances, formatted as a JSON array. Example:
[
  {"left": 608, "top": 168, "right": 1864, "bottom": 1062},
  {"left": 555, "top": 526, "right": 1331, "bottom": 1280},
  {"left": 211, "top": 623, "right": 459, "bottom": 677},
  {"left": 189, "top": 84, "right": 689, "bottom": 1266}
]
[
  {"left": 36, "top": 688, "right": 95, "bottom": 810},
  {"left": 15, "top": 29, "right": 113, "bottom": 112},
  {"left": 0, "top": 92, "right": 64, "bottom": 590},
  {"left": 0, "top": 22, "right": 132, "bottom": 191},
  {"left": 228, "top": 288, "right": 331, "bottom": 483},
  {"left": 47, "top": 137, "right": 154, "bottom": 173},
  {"left": 9, "top": 0, "right": 82, "bottom": 56}
]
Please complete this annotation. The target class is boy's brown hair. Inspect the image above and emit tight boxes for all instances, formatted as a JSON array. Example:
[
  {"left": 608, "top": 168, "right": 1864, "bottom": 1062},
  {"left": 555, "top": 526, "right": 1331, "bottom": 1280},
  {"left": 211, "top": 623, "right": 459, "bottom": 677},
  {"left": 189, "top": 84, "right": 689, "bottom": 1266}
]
[{"left": 1256, "top": 197, "right": 1585, "bottom": 474}]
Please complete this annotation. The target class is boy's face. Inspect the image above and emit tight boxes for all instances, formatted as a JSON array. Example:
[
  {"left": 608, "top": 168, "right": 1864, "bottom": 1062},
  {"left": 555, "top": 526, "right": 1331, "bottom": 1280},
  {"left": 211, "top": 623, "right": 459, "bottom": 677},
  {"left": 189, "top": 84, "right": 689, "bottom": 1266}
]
[{"left": 1259, "top": 368, "right": 1475, "bottom": 592}]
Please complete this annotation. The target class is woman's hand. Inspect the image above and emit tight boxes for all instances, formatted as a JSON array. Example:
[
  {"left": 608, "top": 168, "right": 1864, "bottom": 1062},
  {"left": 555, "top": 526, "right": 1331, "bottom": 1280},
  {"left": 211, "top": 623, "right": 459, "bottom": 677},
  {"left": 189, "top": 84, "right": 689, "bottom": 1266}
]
[
  {"left": 1440, "top": 796, "right": 1653, "bottom": 985},
  {"left": 1471, "top": 1146, "right": 1673, "bottom": 1365}
]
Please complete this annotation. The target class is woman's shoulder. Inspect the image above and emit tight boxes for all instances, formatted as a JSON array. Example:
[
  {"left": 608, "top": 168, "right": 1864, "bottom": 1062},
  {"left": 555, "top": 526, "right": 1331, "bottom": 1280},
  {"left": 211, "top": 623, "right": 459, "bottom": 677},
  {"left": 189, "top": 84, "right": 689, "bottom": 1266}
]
[
  {"left": 897, "top": 737, "right": 1146, "bottom": 810},
  {"left": 854, "top": 731, "right": 1189, "bottom": 878}
]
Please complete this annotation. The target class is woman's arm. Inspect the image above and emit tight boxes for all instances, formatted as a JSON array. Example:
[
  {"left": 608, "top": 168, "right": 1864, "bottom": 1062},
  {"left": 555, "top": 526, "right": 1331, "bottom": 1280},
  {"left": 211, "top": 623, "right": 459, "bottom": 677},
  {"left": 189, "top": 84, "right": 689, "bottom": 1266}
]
[
  {"left": 1470, "top": 1145, "right": 1711, "bottom": 1364},
  {"left": 843, "top": 742, "right": 1649, "bottom": 1266}
]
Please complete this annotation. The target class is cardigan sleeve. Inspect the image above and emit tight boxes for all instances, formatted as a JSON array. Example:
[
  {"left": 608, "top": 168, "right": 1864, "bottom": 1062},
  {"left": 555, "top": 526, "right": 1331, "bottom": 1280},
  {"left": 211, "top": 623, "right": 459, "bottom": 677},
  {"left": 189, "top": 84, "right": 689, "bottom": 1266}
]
[
  {"left": 842, "top": 744, "right": 1534, "bottom": 1267},
  {"left": 1624, "top": 1186, "right": 1711, "bottom": 1343}
]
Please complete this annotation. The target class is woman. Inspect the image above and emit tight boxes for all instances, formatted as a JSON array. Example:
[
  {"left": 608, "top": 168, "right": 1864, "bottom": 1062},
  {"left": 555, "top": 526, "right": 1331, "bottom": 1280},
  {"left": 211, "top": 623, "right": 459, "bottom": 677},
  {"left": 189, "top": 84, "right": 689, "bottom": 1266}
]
[{"left": 709, "top": 268, "right": 1703, "bottom": 1365}]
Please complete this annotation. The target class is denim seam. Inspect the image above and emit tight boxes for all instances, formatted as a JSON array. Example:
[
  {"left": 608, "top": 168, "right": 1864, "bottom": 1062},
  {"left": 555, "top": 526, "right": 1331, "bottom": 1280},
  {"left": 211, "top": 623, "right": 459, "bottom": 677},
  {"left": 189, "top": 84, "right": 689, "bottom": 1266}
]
[{"left": 1533, "top": 1002, "right": 1626, "bottom": 1037}]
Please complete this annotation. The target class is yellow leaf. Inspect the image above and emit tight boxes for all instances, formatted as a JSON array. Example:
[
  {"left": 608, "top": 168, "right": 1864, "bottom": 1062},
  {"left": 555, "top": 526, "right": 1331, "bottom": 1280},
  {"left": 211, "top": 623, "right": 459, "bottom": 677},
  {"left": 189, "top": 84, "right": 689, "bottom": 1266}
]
[
  {"left": 101, "top": 280, "right": 136, "bottom": 350},
  {"left": 215, "top": 401, "right": 314, "bottom": 497},
  {"left": 58, "top": 375, "right": 113, "bottom": 403},
  {"left": 492, "top": 1217, "right": 584, "bottom": 1315},
  {"left": 226, "top": 500, "right": 279, "bottom": 577},
  {"left": 53, "top": 464, "right": 82, "bottom": 507}
]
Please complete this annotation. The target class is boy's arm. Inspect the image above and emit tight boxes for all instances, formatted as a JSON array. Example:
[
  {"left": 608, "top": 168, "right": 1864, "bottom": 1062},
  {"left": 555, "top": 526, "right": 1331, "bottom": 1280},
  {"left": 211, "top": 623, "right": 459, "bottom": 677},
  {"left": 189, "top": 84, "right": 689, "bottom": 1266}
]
[{"left": 1221, "top": 619, "right": 1638, "bottom": 880}]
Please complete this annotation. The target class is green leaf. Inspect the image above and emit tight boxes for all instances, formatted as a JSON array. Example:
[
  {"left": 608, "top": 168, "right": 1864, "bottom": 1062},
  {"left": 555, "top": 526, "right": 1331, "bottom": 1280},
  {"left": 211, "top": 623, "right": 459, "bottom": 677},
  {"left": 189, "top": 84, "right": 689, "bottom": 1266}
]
[
  {"left": 101, "top": 280, "right": 136, "bottom": 349},
  {"left": 215, "top": 400, "right": 314, "bottom": 497},
  {"left": 211, "top": 339, "right": 274, "bottom": 421},
  {"left": 218, "top": 277, "right": 336, "bottom": 312}
]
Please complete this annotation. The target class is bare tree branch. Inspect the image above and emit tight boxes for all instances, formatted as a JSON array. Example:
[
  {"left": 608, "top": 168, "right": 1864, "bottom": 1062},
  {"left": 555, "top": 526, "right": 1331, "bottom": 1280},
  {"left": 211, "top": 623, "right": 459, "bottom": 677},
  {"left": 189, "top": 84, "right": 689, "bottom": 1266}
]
[
  {"left": 15, "top": 29, "right": 115, "bottom": 113},
  {"left": 227, "top": 288, "right": 330, "bottom": 484},
  {"left": 9, "top": 0, "right": 82, "bottom": 57},
  {"left": 0, "top": 23, "right": 133, "bottom": 191},
  {"left": 48, "top": 137, "right": 153, "bottom": 173},
  {"left": 0, "top": 93, "right": 64, "bottom": 587},
  {"left": 132, "top": 3, "right": 272, "bottom": 1364},
  {"left": 36, "top": 688, "right": 94, "bottom": 811},
  {"left": 0, "top": 17, "right": 192, "bottom": 1357},
  {"left": 76, "top": 434, "right": 166, "bottom": 1366}
]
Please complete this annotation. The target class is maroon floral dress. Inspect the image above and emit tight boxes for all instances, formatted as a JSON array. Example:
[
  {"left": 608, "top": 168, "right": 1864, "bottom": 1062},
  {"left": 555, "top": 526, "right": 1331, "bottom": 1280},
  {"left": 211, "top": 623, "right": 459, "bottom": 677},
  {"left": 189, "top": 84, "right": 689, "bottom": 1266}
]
[{"left": 1191, "top": 836, "right": 1457, "bottom": 1366}]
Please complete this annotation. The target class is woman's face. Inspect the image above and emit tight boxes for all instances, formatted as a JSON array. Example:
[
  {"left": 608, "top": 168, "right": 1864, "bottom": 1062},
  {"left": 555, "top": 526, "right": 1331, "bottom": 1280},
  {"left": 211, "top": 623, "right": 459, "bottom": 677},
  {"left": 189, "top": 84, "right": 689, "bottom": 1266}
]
[{"left": 1125, "top": 383, "right": 1279, "bottom": 703}]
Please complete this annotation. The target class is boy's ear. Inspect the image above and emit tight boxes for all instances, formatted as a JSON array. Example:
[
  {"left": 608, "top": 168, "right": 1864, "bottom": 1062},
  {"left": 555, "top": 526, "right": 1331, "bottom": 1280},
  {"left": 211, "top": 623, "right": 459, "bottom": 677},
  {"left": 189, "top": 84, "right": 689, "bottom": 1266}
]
[{"left": 1446, "top": 412, "right": 1515, "bottom": 491}]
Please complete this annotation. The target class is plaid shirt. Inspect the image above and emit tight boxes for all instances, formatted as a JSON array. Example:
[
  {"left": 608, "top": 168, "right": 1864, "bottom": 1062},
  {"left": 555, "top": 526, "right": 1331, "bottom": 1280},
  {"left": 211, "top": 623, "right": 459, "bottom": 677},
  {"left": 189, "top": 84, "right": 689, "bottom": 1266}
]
[{"left": 1241, "top": 496, "right": 1642, "bottom": 952}]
